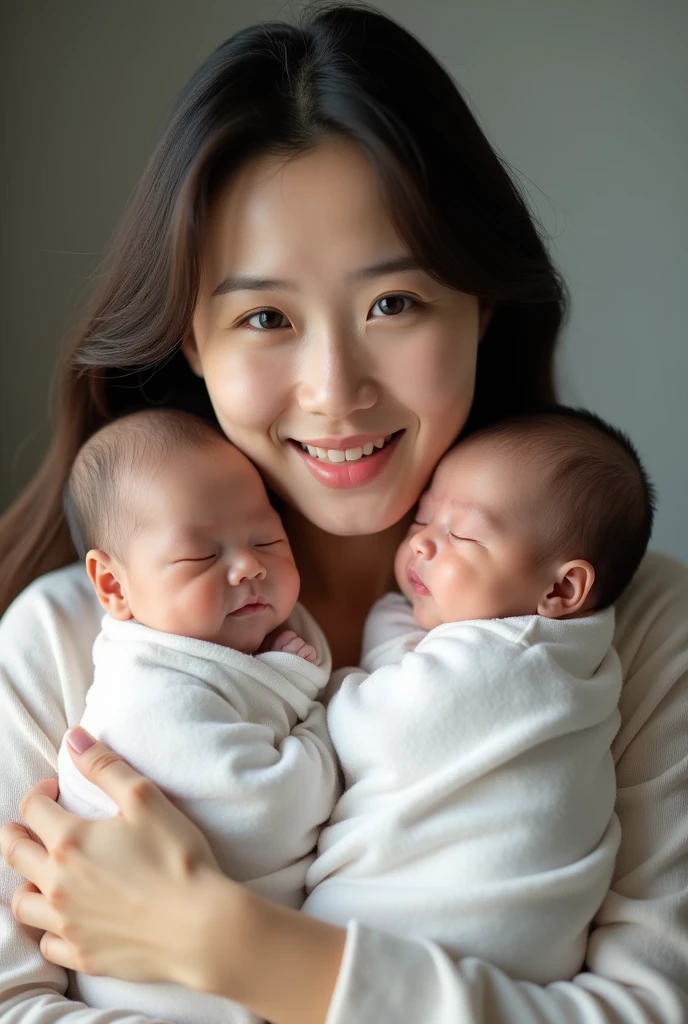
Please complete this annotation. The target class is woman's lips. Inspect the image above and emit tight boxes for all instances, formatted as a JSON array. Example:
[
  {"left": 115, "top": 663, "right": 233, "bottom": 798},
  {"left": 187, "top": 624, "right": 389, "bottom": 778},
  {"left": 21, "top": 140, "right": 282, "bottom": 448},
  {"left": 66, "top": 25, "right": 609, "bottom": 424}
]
[
  {"left": 290, "top": 431, "right": 404, "bottom": 490},
  {"left": 407, "top": 567, "right": 430, "bottom": 596}
]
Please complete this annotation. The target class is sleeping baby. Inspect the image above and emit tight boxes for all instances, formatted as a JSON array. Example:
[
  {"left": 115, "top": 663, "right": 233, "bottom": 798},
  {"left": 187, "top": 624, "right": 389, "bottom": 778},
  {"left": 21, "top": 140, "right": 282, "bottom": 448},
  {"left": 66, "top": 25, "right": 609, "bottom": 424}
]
[
  {"left": 57, "top": 407, "right": 339, "bottom": 1024},
  {"left": 304, "top": 406, "right": 654, "bottom": 986}
]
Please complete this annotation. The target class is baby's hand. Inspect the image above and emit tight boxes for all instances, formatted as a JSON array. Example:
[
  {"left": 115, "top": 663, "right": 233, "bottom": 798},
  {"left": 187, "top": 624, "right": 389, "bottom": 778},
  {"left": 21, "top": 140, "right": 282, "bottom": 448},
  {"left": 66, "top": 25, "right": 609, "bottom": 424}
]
[{"left": 268, "top": 629, "right": 318, "bottom": 663}]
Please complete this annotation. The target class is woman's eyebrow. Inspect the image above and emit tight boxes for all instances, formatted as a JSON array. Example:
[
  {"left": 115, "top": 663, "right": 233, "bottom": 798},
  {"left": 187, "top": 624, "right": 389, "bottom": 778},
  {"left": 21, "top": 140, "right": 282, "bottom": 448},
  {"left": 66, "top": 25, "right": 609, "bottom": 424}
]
[
  {"left": 211, "top": 255, "right": 421, "bottom": 297},
  {"left": 349, "top": 255, "right": 421, "bottom": 282},
  {"left": 211, "top": 273, "right": 297, "bottom": 297}
]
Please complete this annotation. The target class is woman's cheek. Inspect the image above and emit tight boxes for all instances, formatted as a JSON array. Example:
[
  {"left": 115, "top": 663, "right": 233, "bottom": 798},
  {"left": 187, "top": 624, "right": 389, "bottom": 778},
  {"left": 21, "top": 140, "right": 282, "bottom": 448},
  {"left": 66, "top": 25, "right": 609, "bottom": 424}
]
[
  {"left": 204, "top": 346, "right": 290, "bottom": 437},
  {"left": 385, "top": 329, "right": 477, "bottom": 436}
]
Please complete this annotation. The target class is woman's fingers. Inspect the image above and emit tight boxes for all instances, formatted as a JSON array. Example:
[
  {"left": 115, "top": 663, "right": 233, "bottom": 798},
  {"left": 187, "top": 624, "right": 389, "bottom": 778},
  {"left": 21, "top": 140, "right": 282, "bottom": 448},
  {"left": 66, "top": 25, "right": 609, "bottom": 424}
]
[
  {"left": 12, "top": 881, "right": 64, "bottom": 935},
  {"left": 0, "top": 822, "right": 51, "bottom": 891},
  {"left": 19, "top": 777, "right": 59, "bottom": 812},
  {"left": 63, "top": 728, "right": 167, "bottom": 820},
  {"left": 17, "top": 788, "right": 86, "bottom": 856},
  {"left": 40, "top": 931, "right": 79, "bottom": 971}
]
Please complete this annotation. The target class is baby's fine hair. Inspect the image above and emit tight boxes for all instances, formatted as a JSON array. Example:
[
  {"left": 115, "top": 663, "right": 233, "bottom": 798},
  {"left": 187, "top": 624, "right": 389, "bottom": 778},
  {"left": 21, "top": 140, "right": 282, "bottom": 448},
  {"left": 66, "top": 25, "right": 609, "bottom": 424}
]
[
  {"left": 466, "top": 406, "right": 656, "bottom": 609},
  {"left": 64, "top": 409, "right": 224, "bottom": 561}
]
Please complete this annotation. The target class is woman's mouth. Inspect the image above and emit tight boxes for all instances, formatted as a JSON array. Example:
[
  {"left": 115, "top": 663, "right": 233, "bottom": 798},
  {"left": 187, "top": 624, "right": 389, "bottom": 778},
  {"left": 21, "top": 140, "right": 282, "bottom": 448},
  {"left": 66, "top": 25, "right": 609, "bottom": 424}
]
[{"left": 289, "top": 431, "right": 404, "bottom": 489}]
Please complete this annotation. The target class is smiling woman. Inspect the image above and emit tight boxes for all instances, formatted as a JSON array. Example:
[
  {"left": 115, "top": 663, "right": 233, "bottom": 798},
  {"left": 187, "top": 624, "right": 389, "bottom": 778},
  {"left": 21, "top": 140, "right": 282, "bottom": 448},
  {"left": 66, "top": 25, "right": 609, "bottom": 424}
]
[
  {"left": 1, "top": 5, "right": 688, "bottom": 1024},
  {"left": 184, "top": 139, "right": 486, "bottom": 537}
]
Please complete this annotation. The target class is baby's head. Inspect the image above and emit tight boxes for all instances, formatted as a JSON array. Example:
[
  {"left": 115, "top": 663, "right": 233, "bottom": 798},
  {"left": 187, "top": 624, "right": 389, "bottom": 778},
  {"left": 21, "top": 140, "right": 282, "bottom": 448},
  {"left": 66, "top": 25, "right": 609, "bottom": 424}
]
[
  {"left": 395, "top": 407, "right": 655, "bottom": 629},
  {"left": 64, "top": 409, "right": 300, "bottom": 653}
]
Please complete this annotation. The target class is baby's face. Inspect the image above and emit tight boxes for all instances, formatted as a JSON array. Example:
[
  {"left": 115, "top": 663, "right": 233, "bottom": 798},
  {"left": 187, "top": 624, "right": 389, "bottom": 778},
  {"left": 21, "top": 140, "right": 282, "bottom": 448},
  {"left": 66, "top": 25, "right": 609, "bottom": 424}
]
[
  {"left": 394, "top": 441, "right": 552, "bottom": 628},
  {"left": 119, "top": 441, "right": 300, "bottom": 653}
]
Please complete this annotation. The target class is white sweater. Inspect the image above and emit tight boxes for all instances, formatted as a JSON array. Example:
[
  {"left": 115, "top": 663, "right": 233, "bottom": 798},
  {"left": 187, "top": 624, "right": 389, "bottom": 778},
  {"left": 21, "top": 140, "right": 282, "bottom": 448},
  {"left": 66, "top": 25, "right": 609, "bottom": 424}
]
[
  {"left": 304, "top": 596, "right": 621, "bottom": 984},
  {"left": 56, "top": 609, "right": 339, "bottom": 1024},
  {"left": 1, "top": 554, "right": 688, "bottom": 1023}
]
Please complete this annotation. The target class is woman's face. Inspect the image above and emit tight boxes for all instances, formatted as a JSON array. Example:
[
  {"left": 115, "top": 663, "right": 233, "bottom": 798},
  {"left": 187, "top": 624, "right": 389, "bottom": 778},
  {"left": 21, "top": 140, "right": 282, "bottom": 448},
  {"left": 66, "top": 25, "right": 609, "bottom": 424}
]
[{"left": 185, "top": 137, "right": 487, "bottom": 536}]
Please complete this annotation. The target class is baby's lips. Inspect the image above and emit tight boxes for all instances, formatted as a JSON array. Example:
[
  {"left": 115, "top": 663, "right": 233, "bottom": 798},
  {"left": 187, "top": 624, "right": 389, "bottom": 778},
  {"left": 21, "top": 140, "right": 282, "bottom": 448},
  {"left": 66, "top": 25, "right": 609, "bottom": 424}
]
[{"left": 229, "top": 593, "right": 269, "bottom": 615}]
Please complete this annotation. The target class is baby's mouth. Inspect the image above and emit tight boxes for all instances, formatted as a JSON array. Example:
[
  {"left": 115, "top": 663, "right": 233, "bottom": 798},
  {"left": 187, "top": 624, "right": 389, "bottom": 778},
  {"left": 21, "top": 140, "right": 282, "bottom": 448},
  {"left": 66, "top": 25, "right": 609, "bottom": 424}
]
[
  {"left": 229, "top": 595, "right": 269, "bottom": 617},
  {"left": 407, "top": 566, "right": 431, "bottom": 597}
]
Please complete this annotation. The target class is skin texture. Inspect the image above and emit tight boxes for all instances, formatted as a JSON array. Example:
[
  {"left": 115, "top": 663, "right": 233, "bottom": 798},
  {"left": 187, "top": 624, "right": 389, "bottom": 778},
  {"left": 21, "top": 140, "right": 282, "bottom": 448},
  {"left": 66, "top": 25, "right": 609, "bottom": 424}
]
[
  {"left": 394, "top": 438, "right": 596, "bottom": 628},
  {"left": 1, "top": 139, "right": 495, "bottom": 1023},
  {"left": 87, "top": 439, "right": 300, "bottom": 654},
  {"left": 185, "top": 137, "right": 490, "bottom": 666}
]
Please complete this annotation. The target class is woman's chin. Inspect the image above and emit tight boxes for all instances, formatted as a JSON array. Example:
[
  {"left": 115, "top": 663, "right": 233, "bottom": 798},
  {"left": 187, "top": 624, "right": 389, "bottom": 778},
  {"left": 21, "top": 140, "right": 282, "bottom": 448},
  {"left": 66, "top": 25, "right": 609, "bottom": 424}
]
[{"left": 296, "top": 498, "right": 415, "bottom": 538}]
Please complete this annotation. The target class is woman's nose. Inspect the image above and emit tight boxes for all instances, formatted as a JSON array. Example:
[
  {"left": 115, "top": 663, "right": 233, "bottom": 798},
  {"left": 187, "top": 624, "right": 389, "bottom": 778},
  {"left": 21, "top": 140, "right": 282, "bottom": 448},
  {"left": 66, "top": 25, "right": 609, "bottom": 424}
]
[
  {"left": 296, "top": 327, "right": 378, "bottom": 419},
  {"left": 410, "top": 528, "right": 437, "bottom": 560},
  {"left": 227, "top": 551, "right": 267, "bottom": 586}
]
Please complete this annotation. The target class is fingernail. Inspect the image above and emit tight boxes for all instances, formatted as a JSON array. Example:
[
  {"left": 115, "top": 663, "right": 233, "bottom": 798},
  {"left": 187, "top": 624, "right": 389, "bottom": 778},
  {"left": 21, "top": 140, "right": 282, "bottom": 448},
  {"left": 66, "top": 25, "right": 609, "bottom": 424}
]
[{"left": 66, "top": 727, "right": 96, "bottom": 754}]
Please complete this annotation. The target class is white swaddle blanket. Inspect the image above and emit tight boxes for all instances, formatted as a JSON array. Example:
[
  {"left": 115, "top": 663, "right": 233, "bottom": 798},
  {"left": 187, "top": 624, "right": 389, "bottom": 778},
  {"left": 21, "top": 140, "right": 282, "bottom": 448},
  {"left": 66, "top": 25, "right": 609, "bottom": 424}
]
[
  {"left": 58, "top": 603, "right": 338, "bottom": 1024},
  {"left": 304, "top": 594, "right": 622, "bottom": 985}
]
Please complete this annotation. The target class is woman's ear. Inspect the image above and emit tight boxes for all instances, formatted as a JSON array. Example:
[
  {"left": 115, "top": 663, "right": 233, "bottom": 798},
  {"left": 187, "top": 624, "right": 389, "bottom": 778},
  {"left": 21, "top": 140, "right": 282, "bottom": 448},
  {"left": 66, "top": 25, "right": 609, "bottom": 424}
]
[
  {"left": 538, "top": 560, "right": 595, "bottom": 619},
  {"left": 181, "top": 333, "right": 204, "bottom": 377},
  {"left": 86, "top": 550, "right": 134, "bottom": 620},
  {"left": 477, "top": 299, "right": 494, "bottom": 343}
]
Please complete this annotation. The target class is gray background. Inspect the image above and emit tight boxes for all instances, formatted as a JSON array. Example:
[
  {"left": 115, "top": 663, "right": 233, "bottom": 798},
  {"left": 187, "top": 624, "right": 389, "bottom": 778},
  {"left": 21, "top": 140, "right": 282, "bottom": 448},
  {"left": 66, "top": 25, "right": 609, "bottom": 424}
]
[{"left": 1, "top": 1, "right": 686, "bottom": 561}]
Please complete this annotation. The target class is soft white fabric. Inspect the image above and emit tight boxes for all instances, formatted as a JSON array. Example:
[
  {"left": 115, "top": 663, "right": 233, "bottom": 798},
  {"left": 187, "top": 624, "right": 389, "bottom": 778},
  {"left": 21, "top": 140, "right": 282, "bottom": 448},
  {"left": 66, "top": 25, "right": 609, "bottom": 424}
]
[
  {"left": 1, "top": 554, "right": 688, "bottom": 1023},
  {"left": 55, "top": 607, "right": 339, "bottom": 1024},
  {"left": 305, "top": 595, "right": 622, "bottom": 983}
]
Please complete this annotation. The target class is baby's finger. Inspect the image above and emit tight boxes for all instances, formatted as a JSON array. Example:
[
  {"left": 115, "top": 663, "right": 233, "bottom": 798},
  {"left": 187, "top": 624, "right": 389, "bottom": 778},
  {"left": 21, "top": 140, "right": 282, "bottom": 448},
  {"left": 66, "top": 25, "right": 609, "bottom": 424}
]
[
  {"left": 271, "top": 630, "right": 297, "bottom": 650},
  {"left": 282, "top": 634, "right": 309, "bottom": 655}
]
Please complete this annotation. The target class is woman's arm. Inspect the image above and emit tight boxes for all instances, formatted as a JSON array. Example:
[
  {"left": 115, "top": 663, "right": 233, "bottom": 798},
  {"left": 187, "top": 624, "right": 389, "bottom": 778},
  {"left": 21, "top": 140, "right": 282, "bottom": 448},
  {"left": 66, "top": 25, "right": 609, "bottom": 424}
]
[
  {"left": 7, "top": 645, "right": 687, "bottom": 1024},
  {"left": 0, "top": 567, "right": 170, "bottom": 1023},
  {"left": 6, "top": 555, "right": 688, "bottom": 1024}
]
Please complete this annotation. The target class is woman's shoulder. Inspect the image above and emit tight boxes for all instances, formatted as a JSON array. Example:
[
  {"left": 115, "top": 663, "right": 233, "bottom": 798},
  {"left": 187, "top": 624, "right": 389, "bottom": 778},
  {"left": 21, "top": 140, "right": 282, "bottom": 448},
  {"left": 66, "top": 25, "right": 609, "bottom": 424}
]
[
  {"left": 2, "top": 561, "right": 101, "bottom": 637},
  {"left": 612, "top": 550, "right": 688, "bottom": 771},
  {"left": 615, "top": 551, "right": 688, "bottom": 667},
  {"left": 0, "top": 563, "right": 103, "bottom": 735}
]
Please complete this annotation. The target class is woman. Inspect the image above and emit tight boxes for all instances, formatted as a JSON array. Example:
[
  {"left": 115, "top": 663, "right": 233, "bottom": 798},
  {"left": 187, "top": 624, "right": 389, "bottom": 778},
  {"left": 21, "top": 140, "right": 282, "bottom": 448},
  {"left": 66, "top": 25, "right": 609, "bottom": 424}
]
[{"left": 1, "top": 6, "right": 687, "bottom": 1023}]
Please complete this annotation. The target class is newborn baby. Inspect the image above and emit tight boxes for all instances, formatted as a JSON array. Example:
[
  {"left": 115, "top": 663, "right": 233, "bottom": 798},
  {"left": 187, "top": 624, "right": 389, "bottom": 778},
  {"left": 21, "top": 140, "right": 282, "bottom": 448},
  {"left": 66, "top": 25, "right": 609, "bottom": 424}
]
[
  {"left": 57, "top": 408, "right": 339, "bottom": 1024},
  {"left": 304, "top": 406, "right": 654, "bottom": 986}
]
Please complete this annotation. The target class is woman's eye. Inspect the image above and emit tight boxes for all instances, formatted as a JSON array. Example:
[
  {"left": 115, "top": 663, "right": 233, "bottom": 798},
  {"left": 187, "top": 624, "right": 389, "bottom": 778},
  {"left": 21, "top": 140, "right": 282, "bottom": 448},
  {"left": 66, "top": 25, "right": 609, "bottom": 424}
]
[
  {"left": 242, "top": 309, "right": 291, "bottom": 331},
  {"left": 369, "top": 294, "right": 415, "bottom": 318}
]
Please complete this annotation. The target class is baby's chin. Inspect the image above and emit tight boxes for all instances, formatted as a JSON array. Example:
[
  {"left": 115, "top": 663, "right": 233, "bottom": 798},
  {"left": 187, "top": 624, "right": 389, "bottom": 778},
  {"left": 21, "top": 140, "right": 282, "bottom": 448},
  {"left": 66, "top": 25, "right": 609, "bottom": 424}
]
[{"left": 412, "top": 602, "right": 443, "bottom": 630}]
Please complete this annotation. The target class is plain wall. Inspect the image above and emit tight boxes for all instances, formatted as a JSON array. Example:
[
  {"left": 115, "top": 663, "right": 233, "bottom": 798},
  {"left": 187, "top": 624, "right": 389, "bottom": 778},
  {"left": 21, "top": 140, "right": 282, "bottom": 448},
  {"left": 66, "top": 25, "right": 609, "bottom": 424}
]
[{"left": 1, "top": 0, "right": 686, "bottom": 560}]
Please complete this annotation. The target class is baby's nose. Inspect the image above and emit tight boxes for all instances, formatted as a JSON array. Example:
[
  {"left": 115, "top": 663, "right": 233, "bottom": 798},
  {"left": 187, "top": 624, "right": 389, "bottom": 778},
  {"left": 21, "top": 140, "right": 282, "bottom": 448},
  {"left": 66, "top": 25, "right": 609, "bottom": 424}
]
[
  {"left": 410, "top": 529, "right": 437, "bottom": 559},
  {"left": 228, "top": 551, "right": 267, "bottom": 585}
]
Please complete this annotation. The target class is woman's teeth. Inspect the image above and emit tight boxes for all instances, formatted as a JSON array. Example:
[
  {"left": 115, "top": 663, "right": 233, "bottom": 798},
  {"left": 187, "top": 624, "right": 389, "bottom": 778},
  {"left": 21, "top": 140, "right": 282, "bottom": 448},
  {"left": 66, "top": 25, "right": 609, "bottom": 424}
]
[{"left": 300, "top": 435, "right": 393, "bottom": 463}]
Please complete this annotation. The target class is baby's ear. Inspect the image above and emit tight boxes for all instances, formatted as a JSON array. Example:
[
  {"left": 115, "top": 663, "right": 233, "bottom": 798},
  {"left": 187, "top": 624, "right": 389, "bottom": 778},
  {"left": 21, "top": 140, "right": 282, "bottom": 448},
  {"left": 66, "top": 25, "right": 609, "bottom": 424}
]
[
  {"left": 538, "top": 560, "right": 595, "bottom": 619},
  {"left": 85, "top": 550, "right": 133, "bottom": 620}
]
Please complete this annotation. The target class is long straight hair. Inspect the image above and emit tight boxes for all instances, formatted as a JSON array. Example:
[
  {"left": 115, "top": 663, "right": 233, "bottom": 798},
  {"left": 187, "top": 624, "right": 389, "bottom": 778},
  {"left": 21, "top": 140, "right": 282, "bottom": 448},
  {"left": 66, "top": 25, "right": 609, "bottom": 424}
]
[{"left": 0, "top": 3, "right": 566, "bottom": 615}]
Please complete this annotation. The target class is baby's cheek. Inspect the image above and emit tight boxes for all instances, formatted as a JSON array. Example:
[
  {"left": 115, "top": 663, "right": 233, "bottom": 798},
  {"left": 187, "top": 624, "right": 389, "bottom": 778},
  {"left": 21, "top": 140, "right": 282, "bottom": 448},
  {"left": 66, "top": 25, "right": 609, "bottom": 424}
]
[
  {"left": 180, "top": 575, "right": 227, "bottom": 632},
  {"left": 271, "top": 557, "right": 302, "bottom": 622},
  {"left": 394, "top": 541, "right": 414, "bottom": 601}
]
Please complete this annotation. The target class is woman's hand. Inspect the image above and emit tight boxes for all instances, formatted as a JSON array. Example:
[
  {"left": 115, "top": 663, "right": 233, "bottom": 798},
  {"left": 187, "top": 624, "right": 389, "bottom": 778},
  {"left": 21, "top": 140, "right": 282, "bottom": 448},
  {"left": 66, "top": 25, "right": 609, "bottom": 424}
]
[
  {"left": 1, "top": 727, "right": 347, "bottom": 1024},
  {"left": 0, "top": 728, "right": 231, "bottom": 990}
]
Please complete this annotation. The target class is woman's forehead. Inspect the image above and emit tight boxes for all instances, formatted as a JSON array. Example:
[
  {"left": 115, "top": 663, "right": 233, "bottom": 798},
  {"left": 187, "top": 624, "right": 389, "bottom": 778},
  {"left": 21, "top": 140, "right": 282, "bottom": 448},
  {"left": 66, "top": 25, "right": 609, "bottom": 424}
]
[{"left": 201, "top": 138, "right": 404, "bottom": 283}]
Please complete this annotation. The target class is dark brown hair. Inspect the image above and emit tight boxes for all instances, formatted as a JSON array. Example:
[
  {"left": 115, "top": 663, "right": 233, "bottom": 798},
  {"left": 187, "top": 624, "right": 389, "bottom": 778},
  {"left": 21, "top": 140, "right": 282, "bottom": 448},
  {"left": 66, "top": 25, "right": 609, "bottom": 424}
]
[
  {"left": 466, "top": 406, "right": 655, "bottom": 608},
  {"left": 0, "top": 3, "right": 566, "bottom": 615},
  {"left": 64, "top": 409, "right": 225, "bottom": 562}
]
